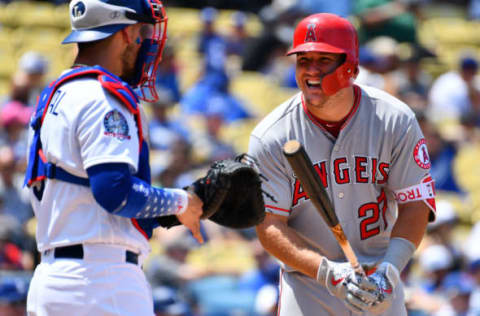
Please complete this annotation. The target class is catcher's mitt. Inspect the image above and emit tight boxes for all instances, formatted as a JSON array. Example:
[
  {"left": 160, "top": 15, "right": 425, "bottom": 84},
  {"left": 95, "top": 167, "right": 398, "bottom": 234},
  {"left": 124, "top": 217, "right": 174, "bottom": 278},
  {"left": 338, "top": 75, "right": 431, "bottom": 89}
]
[{"left": 156, "top": 154, "right": 266, "bottom": 229}]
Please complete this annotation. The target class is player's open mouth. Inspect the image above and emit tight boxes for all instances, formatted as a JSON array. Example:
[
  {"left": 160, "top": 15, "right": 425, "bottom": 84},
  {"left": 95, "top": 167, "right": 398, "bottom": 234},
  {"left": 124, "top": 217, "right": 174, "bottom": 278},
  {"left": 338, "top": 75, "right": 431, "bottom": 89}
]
[{"left": 306, "top": 79, "right": 322, "bottom": 89}]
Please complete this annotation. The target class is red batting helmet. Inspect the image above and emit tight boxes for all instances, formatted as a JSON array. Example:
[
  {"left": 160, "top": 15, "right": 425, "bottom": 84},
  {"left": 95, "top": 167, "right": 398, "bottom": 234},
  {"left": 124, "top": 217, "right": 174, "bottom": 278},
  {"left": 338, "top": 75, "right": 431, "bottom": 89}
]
[{"left": 287, "top": 13, "right": 359, "bottom": 96}]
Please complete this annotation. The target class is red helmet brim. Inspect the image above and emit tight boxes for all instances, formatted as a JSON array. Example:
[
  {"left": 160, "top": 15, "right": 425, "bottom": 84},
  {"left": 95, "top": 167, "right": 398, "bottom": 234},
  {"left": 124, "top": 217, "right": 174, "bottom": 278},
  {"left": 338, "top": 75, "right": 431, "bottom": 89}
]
[{"left": 286, "top": 42, "right": 346, "bottom": 56}]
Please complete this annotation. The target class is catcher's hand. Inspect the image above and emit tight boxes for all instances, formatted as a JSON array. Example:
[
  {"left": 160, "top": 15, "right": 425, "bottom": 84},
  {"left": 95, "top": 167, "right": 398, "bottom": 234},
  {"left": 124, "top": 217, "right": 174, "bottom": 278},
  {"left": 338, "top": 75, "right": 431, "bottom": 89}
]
[
  {"left": 176, "top": 191, "right": 204, "bottom": 243},
  {"left": 156, "top": 154, "right": 266, "bottom": 229}
]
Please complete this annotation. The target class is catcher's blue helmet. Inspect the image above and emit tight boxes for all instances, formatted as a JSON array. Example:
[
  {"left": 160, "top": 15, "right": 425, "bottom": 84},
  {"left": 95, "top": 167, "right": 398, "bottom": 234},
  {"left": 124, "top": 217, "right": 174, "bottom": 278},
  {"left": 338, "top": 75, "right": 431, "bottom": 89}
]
[
  {"left": 63, "top": 0, "right": 164, "bottom": 44},
  {"left": 63, "top": 0, "right": 168, "bottom": 103}
]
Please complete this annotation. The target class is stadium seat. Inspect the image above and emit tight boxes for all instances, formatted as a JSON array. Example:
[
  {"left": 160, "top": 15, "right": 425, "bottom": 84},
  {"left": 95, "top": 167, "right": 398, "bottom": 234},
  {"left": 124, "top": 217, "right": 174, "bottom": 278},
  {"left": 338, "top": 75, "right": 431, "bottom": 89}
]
[
  {"left": 15, "top": 1, "right": 57, "bottom": 28},
  {"left": 0, "top": 46, "right": 16, "bottom": 80}
]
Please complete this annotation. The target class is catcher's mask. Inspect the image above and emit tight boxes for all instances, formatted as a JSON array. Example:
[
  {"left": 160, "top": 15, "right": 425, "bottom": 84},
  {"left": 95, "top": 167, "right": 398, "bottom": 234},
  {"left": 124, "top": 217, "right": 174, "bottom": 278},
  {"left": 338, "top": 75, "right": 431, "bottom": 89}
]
[
  {"left": 287, "top": 13, "right": 359, "bottom": 96},
  {"left": 62, "top": 0, "right": 168, "bottom": 102}
]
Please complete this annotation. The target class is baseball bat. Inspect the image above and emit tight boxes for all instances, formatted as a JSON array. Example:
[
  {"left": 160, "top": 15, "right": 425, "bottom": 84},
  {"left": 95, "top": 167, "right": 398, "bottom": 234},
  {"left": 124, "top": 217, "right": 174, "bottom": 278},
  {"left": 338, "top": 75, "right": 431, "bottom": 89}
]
[{"left": 283, "top": 140, "right": 365, "bottom": 277}]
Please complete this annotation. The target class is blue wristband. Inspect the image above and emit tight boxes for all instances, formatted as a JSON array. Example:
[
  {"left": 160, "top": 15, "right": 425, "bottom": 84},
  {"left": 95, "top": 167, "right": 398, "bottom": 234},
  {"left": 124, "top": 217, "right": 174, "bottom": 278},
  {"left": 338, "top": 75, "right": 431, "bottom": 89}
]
[
  {"left": 87, "top": 163, "right": 188, "bottom": 219},
  {"left": 383, "top": 237, "right": 416, "bottom": 272},
  {"left": 113, "top": 177, "right": 188, "bottom": 218}
]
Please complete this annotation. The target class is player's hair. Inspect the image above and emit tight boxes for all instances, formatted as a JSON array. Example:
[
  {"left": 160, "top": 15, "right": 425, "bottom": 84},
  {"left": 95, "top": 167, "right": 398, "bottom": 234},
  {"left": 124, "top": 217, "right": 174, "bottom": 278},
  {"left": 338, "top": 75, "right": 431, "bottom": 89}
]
[
  {"left": 77, "top": 41, "right": 100, "bottom": 54},
  {"left": 76, "top": 35, "right": 114, "bottom": 57}
]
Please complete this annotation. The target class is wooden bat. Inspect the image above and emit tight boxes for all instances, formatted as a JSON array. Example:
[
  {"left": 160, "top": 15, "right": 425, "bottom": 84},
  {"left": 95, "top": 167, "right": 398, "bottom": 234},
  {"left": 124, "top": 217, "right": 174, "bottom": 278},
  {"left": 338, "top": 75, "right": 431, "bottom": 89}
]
[{"left": 283, "top": 139, "right": 365, "bottom": 277}]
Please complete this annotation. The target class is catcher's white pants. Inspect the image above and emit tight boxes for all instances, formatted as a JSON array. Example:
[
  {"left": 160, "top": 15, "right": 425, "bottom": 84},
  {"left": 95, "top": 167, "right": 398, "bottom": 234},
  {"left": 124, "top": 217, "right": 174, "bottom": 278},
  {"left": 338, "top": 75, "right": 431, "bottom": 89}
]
[{"left": 27, "top": 244, "right": 153, "bottom": 316}]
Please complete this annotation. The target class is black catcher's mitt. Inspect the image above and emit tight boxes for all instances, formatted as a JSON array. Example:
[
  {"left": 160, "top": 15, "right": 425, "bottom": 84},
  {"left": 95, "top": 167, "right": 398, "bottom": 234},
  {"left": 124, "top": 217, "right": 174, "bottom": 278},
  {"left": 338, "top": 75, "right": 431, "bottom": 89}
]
[{"left": 156, "top": 154, "right": 266, "bottom": 229}]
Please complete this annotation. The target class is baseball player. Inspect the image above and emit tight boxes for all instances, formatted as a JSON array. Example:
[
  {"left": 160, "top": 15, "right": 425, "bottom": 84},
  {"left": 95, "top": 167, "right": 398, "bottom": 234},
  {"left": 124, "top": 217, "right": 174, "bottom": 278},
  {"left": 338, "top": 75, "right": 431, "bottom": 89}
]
[
  {"left": 23, "top": 1, "right": 204, "bottom": 315},
  {"left": 249, "top": 14, "right": 436, "bottom": 316}
]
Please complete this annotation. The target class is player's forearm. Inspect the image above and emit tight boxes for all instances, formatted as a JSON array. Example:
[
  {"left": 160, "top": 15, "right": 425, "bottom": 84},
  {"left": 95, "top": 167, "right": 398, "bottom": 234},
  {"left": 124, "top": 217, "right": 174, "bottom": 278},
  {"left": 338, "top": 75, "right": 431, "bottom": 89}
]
[
  {"left": 382, "top": 201, "right": 430, "bottom": 272},
  {"left": 256, "top": 215, "right": 322, "bottom": 279},
  {"left": 87, "top": 163, "right": 188, "bottom": 218},
  {"left": 391, "top": 200, "right": 429, "bottom": 248}
]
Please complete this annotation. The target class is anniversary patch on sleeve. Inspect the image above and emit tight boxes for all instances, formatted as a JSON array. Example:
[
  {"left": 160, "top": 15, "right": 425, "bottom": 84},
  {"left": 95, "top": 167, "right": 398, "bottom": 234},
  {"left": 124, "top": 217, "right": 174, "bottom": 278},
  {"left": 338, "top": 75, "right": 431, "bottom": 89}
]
[{"left": 103, "top": 110, "right": 131, "bottom": 140}]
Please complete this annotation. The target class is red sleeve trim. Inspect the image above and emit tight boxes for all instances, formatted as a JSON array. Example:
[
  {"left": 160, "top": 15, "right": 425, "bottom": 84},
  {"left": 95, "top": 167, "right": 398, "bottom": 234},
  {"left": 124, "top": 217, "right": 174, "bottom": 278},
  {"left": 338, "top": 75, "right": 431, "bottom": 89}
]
[
  {"left": 265, "top": 205, "right": 291, "bottom": 213},
  {"left": 131, "top": 219, "right": 148, "bottom": 240}
]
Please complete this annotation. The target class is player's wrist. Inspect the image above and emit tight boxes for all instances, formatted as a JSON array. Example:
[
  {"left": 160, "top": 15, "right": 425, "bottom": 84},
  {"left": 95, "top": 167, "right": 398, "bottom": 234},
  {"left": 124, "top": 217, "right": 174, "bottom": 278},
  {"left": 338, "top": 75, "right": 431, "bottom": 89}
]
[
  {"left": 316, "top": 256, "right": 329, "bottom": 284},
  {"left": 169, "top": 189, "right": 188, "bottom": 215},
  {"left": 382, "top": 237, "right": 415, "bottom": 273}
]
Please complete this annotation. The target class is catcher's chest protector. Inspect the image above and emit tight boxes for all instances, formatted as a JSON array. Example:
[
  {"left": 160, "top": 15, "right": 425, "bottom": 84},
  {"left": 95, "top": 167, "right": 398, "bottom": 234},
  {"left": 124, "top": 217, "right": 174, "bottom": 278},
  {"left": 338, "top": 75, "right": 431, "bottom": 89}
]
[{"left": 24, "top": 65, "right": 152, "bottom": 237}]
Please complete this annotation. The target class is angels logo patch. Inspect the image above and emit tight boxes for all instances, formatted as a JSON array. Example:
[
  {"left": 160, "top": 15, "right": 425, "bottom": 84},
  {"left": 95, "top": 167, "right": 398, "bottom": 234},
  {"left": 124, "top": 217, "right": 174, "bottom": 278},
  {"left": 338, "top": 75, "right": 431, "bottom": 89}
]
[
  {"left": 413, "top": 138, "right": 430, "bottom": 169},
  {"left": 103, "top": 110, "right": 131, "bottom": 140}
]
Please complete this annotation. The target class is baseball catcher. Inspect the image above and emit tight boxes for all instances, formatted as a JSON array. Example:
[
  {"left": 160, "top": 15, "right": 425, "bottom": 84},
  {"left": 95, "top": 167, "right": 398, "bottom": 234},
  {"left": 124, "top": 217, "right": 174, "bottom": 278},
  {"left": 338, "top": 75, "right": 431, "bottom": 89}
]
[{"left": 156, "top": 154, "right": 267, "bottom": 229}]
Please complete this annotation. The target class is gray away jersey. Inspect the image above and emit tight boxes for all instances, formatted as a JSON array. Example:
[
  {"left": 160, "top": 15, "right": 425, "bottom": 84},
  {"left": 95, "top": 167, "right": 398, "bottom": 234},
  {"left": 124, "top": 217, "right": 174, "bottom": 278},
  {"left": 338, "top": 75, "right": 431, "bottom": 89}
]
[{"left": 249, "top": 84, "right": 435, "bottom": 267}]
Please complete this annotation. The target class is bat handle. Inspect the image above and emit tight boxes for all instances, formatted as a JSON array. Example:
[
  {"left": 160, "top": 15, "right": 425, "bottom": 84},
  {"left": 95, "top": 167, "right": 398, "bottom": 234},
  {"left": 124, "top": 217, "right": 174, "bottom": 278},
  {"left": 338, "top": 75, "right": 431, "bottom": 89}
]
[{"left": 331, "top": 224, "right": 366, "bottom": 278}]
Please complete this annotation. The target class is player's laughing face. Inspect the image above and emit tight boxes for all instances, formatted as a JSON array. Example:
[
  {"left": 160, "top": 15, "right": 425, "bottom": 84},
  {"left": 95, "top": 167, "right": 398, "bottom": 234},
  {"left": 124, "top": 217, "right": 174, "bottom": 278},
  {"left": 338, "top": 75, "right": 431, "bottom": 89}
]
[{"left": 295, "top": 51, "right": 344, "bottom": 106}]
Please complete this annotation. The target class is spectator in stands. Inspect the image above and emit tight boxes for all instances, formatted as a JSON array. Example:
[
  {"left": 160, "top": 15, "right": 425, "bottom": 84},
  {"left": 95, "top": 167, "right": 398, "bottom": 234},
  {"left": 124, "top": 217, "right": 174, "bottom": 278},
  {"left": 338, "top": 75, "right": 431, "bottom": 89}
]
[
  {"left": 242, "top": 2, "right": 301, "bottom": 72},
  {"left": 355, "top": 46, "right": 389, "bottom": 90},
  {"left": 0, "top": 215, "right": 24, "bottom": 270},
  {"left": 146, "top": 236, "right": 205, "bottom": 290},
  {"left": 189, "top": 97, "right": 237, "bottom": 164},
  {"left": 459, "top": 111, "right": 480, "bottom": 143},
  {"left": 0, "top": 276, "right": 29, "bottom": 316},
  {"left": 432, "top": 272, "right": 475, "bottom": 316},
  {"left": 356, "top": 37, "right": 403, "bottom": 94},
  {"left": 417, "top": 111, "right": 464, "bottom": 193},
  {"left": 155, "top": 45, "right": 181, "bottom": 104},
  {"left": 464, "top": 220, "right": 480, "bottom": 315},
  {"left": 237, "top": 240, "right": 278, "bottom": 288},
  {"left": 353, "top": 0, "right": 422, "bottom": 44},
  {"left": 197, "top": 7, "right": 219, "bottom": 55},
  {"left": 426, "top": 200, "right": 463, "bottom": 272},
  {"left": 197, "top": 7, "right": 228, "bottom": 73},
  {"left": 468, "top": 258, "right": 480, "bottom": 315},
  {"left": 428, "top": 55, "right": 480, "bottom": 124},
  {"left": 470, "top": 0, "right": 480, "bottom": 19},
  {"left": 2, "top": 51, "right": 48, "bottom": 108},
  {"left": 181, "top": 69, "right": 251, "bottom": 123},
  {"left": 0, "top": 102, "right": 32, "bottom": 167},
  {"left": 147, "top": 96, "right": 190, "bottom": 152},
  {"left": 151, "top": 138, "right": 199, "bottom": 189},
  {"left": 294, "top": 0, "right": 352, "bottom": 16},
  {"left": 419, "top": 244, "right": 455, "bottom": 294},
  {"left": 153, "top": 286, "right": 191, "bottom": 316},
  {"left": 392, "top": 44, "right": 433, "bottom": 110},
  {"left": 0, "top": 145, "right": 33, "bottom": 226},
  {"left": 225, "top": 11, "right": 250, "bottom": 57}
]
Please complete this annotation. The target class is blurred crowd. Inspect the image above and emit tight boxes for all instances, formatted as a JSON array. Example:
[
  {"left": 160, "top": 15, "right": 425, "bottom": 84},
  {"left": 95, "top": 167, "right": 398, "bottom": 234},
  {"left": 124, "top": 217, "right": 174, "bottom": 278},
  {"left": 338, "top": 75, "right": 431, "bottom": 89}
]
[{"left": 1, "top": 0, "right": 480, "bottom": 315}]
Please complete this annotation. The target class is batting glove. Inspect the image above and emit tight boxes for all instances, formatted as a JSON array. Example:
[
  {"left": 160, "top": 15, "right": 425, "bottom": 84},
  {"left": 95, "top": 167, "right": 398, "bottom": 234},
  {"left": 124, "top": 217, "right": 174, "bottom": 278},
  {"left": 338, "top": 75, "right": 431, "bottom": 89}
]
[
  {"left": 317, "top": 257, "right": 377, "bottom": 314},
  {"left": 357, "top": 262, "right": 400, "bottom": 315}
]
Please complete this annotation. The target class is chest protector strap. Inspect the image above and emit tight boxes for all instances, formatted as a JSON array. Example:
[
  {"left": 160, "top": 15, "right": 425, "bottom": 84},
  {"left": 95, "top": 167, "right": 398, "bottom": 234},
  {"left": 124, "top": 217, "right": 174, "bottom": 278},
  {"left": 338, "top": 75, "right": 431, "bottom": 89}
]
[{"left": 24, "top": 65, "right": 146, "bottom": 191}]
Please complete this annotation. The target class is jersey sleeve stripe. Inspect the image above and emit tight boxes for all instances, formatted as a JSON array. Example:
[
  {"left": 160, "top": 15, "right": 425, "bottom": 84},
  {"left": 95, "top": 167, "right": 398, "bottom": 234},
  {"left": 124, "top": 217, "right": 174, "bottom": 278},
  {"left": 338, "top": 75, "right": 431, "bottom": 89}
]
[{"left": 265, "top": 204, "right": 291, "bottom": 213}]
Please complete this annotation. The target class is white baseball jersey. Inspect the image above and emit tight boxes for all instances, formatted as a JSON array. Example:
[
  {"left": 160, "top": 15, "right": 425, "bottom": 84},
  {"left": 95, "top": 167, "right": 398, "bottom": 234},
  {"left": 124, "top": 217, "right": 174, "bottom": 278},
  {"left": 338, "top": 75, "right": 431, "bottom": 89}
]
[
  {"left": 248, "top": 84, "right": 435, "bottom": 316},
  {"left": 28, "top": 75, "right": 150, "bottom": 258}
]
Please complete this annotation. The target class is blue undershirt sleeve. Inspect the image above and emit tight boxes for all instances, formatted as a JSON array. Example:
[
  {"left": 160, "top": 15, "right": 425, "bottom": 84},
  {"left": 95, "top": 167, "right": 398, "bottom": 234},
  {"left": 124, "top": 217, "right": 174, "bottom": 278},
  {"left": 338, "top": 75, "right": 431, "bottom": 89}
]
[{"left": 87, "top": 163, "right": 188, "bottom": 218}]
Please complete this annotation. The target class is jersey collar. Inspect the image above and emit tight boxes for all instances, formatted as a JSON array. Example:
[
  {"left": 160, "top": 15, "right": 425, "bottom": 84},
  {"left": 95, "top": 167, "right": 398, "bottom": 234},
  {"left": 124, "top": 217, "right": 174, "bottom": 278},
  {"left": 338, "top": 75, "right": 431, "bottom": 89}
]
[{"left": 301, "top": 84, "right": 362, "bottom": 135}]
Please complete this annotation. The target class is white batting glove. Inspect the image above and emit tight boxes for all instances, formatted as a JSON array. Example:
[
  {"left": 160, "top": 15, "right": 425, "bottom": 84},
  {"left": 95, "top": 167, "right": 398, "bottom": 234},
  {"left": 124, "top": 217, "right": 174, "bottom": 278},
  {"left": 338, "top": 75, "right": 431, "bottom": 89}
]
[
  {"left": 357, "top": 262, "right": 400, "bottom": 315},
  {"left": 317, "top": 257, "right": 377, "bottom": 314}
]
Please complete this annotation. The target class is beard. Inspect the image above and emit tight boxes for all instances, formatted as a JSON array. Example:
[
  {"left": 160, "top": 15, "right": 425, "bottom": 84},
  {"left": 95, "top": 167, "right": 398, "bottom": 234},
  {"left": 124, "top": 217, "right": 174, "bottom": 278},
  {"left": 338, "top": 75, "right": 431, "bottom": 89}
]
[{"left": 120, "top": 43, "right": 139, "bottom": 83}]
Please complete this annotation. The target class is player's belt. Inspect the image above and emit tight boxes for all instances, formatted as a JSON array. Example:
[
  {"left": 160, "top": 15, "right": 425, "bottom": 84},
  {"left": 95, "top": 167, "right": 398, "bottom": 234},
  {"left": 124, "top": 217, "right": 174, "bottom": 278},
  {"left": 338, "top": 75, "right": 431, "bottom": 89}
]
[{"left": 49, "top": 244, "right": 138, "bottom": 265}]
